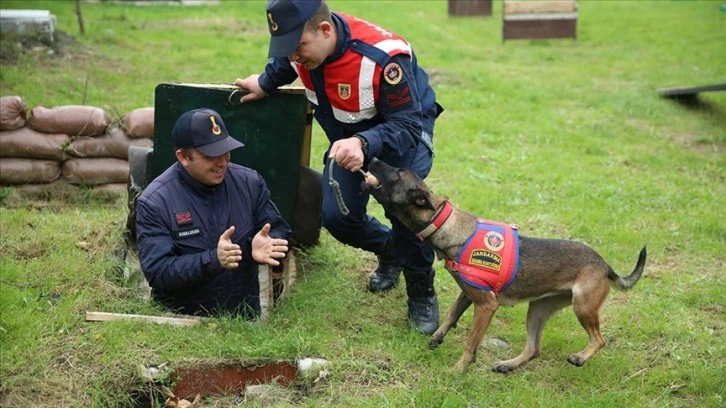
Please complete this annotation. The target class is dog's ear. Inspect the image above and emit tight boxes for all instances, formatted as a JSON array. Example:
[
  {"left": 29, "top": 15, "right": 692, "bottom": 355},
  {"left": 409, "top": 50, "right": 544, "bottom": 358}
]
[{"left": 409, "top": 189, "right": 436, "bottom": 211}]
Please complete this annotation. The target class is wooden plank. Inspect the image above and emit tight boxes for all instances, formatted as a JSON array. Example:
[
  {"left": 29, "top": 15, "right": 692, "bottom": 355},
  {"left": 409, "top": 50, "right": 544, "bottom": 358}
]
[
  {"left": 503, "top": 18, "right": 577, "bottom": 40},
  {"left": 259, "top": 249, "right": 299, "bottom": 321},
  {"left": 299, "top": 104, "right": 313, "bottom": 167},
  {"left": 504, "top": 0, "right": 576, "bottom": 14},
  {"left": 258, "top": 264, "right": 273, "bottom": 321},
  {"left": 85, "top": 311, "right": 206, "bottom": 327}
]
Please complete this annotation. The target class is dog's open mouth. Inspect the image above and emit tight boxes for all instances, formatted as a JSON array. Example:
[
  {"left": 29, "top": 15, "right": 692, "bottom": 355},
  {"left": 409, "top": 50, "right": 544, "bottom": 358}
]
[{"left": 361, "top": 171, "right": 381, "bottom": 190}]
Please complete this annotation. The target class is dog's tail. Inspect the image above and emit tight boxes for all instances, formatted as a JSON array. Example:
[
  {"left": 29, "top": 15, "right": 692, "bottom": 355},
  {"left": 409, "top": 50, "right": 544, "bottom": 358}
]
[{"left": 608, "top": 246, "right": 647, "bottom": 290}]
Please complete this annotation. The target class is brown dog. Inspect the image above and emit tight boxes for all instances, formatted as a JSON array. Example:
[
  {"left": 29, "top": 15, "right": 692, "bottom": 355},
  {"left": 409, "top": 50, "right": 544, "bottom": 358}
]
[{"left": 362, "top": 158, "right": 646, "bottom": 373}]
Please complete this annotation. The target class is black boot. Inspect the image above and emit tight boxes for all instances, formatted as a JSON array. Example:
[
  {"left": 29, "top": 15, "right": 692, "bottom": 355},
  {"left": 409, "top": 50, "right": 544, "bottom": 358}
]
[
  {"left": 403, "top": 268, "right": 439, "bottom": 335},
  {"left": 368, "top": 240, "right": 401, "bottom": 293}
]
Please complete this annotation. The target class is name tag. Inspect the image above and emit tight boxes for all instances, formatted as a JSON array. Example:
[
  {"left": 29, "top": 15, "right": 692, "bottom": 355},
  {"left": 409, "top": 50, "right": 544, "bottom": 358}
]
[{"left": 175, "top": 227, "right": 201, "bottom": 239}]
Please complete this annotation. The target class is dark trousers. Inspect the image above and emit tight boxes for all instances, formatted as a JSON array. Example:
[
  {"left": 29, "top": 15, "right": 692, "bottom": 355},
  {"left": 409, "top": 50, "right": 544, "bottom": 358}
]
[{"left": 321, "top": 139, "right": 435, "bottom": 273}]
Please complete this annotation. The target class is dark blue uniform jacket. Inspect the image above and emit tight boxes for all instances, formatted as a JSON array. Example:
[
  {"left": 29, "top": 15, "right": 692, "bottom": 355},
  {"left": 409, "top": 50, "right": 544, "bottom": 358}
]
[{"left": 135, "top": 162, "right": 291, "bottom": 318}]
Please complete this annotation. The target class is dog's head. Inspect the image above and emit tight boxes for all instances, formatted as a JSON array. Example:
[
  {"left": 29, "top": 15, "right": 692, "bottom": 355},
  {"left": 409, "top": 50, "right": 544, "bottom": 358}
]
[{"left": 361, "top": 158, "right": 443, "bottom": 233}]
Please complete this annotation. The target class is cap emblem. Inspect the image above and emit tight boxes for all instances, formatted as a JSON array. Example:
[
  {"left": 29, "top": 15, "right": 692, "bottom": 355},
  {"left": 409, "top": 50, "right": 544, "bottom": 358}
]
[
  {"left": 209, "top": 115, "right": 222, "bottom": 135},
  {"left": 268, "top": 12, "right": 279, "bottom": 31}
]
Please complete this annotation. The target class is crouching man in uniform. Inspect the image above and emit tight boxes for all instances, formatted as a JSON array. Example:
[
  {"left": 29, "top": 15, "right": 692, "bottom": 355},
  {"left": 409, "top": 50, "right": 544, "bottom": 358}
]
[
  {"left": 136, "top": 108, "right": 291, "bottom": 318},
  {"left": 234, "top": 0, "right": 443, "bottom": 333}
]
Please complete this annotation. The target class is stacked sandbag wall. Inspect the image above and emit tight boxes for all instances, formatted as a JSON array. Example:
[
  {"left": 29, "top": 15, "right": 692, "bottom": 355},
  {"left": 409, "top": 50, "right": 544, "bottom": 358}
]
[{"left": 0, "top": 96, "right": 154, "bottom": 192}]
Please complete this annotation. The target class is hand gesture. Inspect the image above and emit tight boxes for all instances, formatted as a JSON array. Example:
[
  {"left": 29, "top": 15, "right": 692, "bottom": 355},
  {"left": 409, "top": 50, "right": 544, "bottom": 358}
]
[
  {"left": 233, "top": 75, "right": 267, "bottom": 104},
  {"left": 251, "top": 223, "right": 289, "bottom": 266},
  {"left": 217, "top": 226, "right": 243, "bottom": 269},
  {"left": 329, "top": 136, "right": 365, "bottom": 172}
]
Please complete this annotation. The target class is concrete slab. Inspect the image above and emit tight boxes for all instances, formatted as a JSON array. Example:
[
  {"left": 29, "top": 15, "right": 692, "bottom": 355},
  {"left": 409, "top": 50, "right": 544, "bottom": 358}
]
[{"left": 0, "top": 9, "right": 57, "bottom": 43}]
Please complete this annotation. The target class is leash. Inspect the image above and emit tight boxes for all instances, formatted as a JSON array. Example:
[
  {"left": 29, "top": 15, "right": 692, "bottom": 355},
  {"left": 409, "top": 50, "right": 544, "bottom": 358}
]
[
  {"left": 328, "top": 159, "right": 350, "bottom": 216},
  {"left": 328, "top": 159, "right": 369, "bottom": 216}
]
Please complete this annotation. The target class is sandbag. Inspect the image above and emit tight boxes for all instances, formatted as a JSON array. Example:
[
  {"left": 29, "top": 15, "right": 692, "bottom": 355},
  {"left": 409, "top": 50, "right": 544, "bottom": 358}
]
[
  {"left": 0, "top": 96, "right": 27, "bottom": 131},
  {"left": 0, "top": 158, "right": 61, "bottom": 184},
  {"left": 0, "top": 128, "right": 69, "bottom": 161},
  {"left": 27, "top": 105, "right": 111, "bottom": 136},
  {"left": 93, "top": 183, "right": 128, "bottom": 195},
  {"left": 121, "top": 107, "right": 154, "bottom": 139},
  {"left": 61, "top": 157, "right": 129, "bottom": 185},
  {"left": 68, "top": 126, "right": 152, "bottom": 160}
]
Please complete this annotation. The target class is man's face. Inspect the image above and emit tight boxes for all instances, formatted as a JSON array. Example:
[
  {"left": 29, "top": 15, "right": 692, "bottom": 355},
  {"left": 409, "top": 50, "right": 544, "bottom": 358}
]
[
  {"left": 288, "top": 24, "right": 329, "bottom": 69},
  {"left": 177, "top": 148, "right": 231, "bottom": 186}
]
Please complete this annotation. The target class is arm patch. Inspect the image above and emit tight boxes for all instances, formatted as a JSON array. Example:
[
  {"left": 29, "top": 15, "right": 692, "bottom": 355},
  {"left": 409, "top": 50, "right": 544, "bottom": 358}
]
[{"left": 383, "top": 80, "right": 413, "bottom": 111}]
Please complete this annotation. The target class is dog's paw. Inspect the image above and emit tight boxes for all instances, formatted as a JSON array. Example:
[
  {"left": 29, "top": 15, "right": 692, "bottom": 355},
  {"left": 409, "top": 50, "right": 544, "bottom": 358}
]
[
  {"left": 428, "top": 337, "right": 443, "bottom": 350},
  {"left": 491, "top": 361, "right": 518, "bottom": 374},
  {"left": 567, "top": 354, "right": 586, "bottom": 367},
  {"left": 453, "top": 360, "right": 470, "bottom": 373}
]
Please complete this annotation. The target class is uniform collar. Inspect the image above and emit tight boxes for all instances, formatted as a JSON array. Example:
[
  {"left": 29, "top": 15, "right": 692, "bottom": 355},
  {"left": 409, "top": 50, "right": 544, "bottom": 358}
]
[
  {"left": 176, "top": 162, "right": 221, "bottom": 196},
  {"left": 326, "top": 12, "right": 349, "bottom": 64}
]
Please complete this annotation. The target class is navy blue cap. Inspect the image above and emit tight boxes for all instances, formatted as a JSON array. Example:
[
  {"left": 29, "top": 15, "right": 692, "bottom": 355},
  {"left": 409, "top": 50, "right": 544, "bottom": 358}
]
[
  {"left": 266, "top": 0, "right": 322, "bottom": 58},
  {"left": 172, "top": 108, "right": 244, "bottom": 157}
]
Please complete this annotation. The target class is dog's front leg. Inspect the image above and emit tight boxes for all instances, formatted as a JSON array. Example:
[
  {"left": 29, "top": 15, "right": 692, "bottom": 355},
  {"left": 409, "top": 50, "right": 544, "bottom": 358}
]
[
  {"left": 429, "top": 290, "right": 472, "bottom": 350},
  {"left": 454, "top": 294, "right": 498, "bottom": 373}
]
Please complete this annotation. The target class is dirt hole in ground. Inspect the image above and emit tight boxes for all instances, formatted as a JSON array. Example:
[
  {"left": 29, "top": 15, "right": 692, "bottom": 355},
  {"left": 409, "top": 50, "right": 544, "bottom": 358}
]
[{"left": 131, "top": 358, "right": 328, "bottom": 407}]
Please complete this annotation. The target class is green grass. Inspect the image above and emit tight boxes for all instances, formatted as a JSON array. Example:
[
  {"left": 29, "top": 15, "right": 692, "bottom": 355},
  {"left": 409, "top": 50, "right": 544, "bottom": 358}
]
[{"left": 1, "top": 0, "right": 725, "bottom": 406}]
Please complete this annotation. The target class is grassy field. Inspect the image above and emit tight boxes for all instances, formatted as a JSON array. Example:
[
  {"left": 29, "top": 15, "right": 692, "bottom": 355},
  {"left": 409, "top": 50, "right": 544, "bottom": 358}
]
[{"left": 1, "top": 0, "right": 724, "bottom": 406}]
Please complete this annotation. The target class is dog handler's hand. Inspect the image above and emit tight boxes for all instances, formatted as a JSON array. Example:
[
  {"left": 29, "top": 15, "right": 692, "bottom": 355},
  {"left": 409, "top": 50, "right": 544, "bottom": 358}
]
[
  {"left": 217, "top": 226, "right": 243, "bottom": 269},
  {"left": 329, "top": 137, "right": 365, "bottom": 173},
  {"left": 233, "top": 74, "right": 267, "bottom": 104},
  {"left": 251, "top": 223, "right": 289, "bottom": 266}
]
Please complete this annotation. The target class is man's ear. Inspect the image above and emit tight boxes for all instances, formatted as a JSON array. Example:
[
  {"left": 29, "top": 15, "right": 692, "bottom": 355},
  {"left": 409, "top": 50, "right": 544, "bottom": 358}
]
[
  {"left": 409, "top": 189, "right": 436, "bottom": 211},
  {"left": 175, "top": 149, "right": 189, "bottom": 166},
  {"left": 319, "top": 21, "right": 333, "bottom": 38}
]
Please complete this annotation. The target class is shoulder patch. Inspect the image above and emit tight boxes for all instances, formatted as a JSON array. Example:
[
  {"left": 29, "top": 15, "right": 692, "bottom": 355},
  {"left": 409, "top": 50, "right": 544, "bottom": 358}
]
[
  {"left": 383, "top": 62, "right": 403, "bottom": 85},
  {"left": 383, "top": 80, "right": 413, "bottom": 111}
]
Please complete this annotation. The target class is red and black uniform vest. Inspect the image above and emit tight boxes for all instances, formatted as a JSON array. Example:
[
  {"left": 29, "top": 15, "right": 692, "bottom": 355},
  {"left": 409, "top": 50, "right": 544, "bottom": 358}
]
[{"left": 291, "top": 13, "right": 412, "bottom": 125}]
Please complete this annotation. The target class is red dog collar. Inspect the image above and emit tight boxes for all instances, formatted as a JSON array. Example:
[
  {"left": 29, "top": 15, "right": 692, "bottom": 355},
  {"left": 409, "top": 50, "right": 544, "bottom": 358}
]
[{"left": 416, "top": 200, "right": 453, "bottom": 241}]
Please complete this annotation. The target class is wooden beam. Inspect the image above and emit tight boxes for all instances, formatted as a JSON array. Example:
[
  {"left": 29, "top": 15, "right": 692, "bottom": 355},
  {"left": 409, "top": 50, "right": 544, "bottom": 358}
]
[{"left": 85, "top": 311, "right": 207, "bottom": 327}]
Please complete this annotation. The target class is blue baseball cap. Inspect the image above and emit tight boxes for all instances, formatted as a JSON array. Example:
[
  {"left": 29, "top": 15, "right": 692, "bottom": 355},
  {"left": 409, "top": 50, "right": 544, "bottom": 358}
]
[
  {"left": 172, "top": 108, "right": 244, "bottom": 157},
  {"left": 266, "top": 0, "right": 322, "bottom": 58}
]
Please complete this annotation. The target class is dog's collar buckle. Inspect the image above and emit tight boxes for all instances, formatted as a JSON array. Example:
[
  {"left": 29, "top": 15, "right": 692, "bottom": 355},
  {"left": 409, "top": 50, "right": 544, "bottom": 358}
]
[{"left": 416, "top": 200, "right": 453, "bottom": 241}]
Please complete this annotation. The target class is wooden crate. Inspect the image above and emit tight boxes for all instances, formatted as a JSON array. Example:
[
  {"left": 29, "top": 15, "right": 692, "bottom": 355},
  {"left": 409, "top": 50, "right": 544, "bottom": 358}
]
[
  {"left": 503, "top": 0, "right": 578, "bottom": 42},
  {"left": 448, "top": 0, "right": 492, "bottom": 16}
]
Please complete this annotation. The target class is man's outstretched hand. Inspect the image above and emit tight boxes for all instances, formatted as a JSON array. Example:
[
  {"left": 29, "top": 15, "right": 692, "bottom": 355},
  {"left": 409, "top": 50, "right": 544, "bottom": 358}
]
[{"left": 252, "top": 223, "right": 289, "bottom": 266}]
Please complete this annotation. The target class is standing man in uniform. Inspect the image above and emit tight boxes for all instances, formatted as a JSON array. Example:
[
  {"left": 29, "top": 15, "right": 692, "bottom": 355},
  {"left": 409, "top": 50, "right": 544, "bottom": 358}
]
[
  {"left": 136, "top": 108, "right": 291, "bottom": 319},
  {"left": 234, "top": 0, "right": 443, "bottom": 334}
]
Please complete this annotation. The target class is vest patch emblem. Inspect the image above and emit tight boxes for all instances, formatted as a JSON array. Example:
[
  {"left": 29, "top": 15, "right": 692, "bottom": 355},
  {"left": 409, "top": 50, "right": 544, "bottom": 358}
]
[
  {"left": 338, "top": 83, "right": 351, "bottom": 100},
  {"left": 469, "top": 249, "right": 502, "bottom": 271},
  {"left": 485, "top": 231, "right": 505, "bottom": 251}
]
